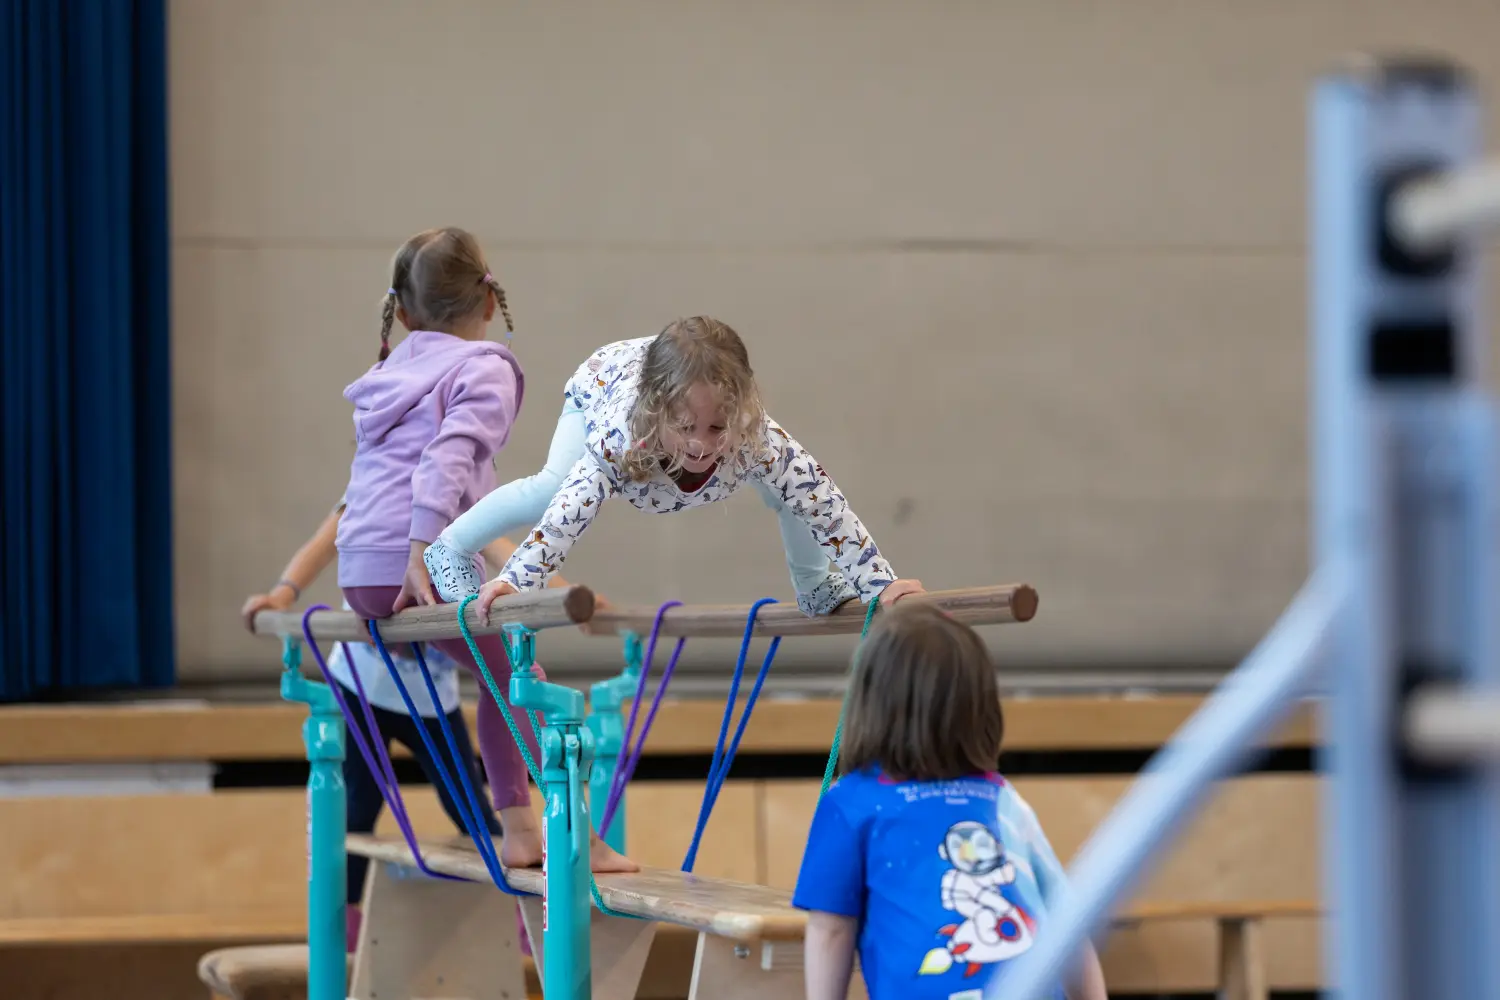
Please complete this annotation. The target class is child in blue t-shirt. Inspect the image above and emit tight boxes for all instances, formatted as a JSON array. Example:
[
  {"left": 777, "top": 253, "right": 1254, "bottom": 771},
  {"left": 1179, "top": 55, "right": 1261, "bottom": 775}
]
[{"left": 793, "top": 604, "right": 1108, "bottom": 1000}]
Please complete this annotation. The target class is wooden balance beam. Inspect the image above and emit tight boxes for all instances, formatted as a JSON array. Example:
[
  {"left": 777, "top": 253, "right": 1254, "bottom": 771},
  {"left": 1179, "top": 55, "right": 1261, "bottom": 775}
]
[
  {"left": 199, "top": 945, "right": 354, "bottom": 1000},
  {"left": 345, "top": 832, "right": 838, "bottom": 1000}
]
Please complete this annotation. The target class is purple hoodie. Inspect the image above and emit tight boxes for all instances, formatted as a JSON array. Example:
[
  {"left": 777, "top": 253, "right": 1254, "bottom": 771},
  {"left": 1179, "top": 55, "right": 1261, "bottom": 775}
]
[{"left": 336, "top": 330, "right": 524, "bottom": 588}]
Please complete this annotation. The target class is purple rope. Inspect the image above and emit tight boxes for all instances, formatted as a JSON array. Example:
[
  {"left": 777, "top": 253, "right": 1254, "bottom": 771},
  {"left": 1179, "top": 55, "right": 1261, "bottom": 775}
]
[
  {"left": 605, "top": 601, "right": 681, "bottom": 806},
  {"left": 340, "top": 641, "right": 407, "bottom": 813},
  {"left": 601, "top": 639, "right": 688, "bottom": 833},
  {"left": 598, "top": 601, "right": 686, "bottom": 835},
  {"left": 299, "top": 606, "right": 462, "bottom": 882}
]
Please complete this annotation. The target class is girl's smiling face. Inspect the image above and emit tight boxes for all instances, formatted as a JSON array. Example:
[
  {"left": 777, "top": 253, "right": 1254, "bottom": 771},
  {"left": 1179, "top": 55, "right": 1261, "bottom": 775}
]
[{"left": 658, "top": 382, "right": 729, "bottom": 475}]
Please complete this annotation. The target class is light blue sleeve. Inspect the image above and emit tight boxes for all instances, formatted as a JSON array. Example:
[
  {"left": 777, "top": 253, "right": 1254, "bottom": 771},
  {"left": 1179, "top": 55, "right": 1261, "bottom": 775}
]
[
  {"left": 1004, "top": 788, "right": 1069, "bottom": 908},
  {"left": 440, "top": 398, "right": 588, "bottom": 554},
  {"left": 496, "top": 455, "right": 611, "bottom": 591},
  {"left": 748, "top": 478, "right": 839, "bottom": 589},
  {"left": 747, "top": 472, "right": 860, "bottom": 617},
  {"left": 746, "top": 417, "right": 895, "bottom": 608}
]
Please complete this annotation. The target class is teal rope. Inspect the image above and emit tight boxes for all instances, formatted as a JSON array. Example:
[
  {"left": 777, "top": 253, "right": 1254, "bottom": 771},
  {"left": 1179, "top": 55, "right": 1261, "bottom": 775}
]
[
  {"left": 455, "top": 595, "right": 637, "bottom": 921},
  {"left": 456, "top": 595, "right": 547, "bottom": 789},
  {"left": 818, "top": 594, "right": 882, "bottom": 797}
]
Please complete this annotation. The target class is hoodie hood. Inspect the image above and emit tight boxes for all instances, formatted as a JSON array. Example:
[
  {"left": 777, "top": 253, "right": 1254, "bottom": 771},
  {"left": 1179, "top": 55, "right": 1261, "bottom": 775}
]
[{"left": 343, "top": 330, "right": 523, "bottom": 445}]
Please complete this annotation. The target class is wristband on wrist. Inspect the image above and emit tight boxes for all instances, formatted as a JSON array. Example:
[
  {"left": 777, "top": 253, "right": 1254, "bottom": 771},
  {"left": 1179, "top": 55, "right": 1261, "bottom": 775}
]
[{"left": 275, "top": 578, "right": 302, "bottom": 601}]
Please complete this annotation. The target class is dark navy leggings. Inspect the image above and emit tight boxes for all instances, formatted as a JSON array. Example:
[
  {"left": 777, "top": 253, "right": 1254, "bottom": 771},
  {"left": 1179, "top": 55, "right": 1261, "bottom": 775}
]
[{"left": 341, "top": 688, "right": 502, "bottom": 904}]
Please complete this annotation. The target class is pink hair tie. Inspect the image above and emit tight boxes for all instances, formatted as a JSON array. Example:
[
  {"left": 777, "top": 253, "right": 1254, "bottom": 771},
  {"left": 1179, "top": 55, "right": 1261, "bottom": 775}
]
[{"left": 481, "top": 272, "right": 493, "bottom": 284}]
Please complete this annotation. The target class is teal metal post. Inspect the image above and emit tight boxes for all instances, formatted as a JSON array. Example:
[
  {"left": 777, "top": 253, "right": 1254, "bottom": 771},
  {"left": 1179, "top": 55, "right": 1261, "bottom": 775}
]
[
  {"left": 586, "top": 631, "right": 643, "bottom": 853},
  {"left": 279, "top": 637, "right": 347, "bottom": 1000},
  {"left": 505, "top": 625, "right": 593, "bottom": 1000}
]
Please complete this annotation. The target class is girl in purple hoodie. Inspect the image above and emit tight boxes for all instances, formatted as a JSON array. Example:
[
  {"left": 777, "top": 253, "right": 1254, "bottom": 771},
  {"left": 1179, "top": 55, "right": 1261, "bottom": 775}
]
[{"left": 337, "top": 227, "right": 635, "bottom": 874}]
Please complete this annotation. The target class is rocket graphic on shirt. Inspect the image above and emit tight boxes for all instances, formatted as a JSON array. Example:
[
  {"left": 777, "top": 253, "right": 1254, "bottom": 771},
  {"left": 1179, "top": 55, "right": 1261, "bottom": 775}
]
[{"left": 918, "top": 821, "right": 1038, "bottom": 979}]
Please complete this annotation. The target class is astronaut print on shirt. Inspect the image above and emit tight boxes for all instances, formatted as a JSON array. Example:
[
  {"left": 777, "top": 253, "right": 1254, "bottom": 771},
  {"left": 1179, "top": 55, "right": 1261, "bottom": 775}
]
[{"left": 918, "top": 820, "right": 1038, "bottom": 980}]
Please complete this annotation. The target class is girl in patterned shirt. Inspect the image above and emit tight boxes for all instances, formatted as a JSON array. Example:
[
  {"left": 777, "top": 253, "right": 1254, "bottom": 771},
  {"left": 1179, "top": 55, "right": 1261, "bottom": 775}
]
[{"left": 423, "top": 316, "right": 924, "bottom": 619}]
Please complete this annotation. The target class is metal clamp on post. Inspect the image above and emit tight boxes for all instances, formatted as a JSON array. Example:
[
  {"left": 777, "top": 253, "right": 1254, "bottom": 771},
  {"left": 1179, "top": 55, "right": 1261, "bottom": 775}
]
[
  {"left": 279, "top": 636, "right": 348, "bottom": 1000},
  {"left": 1397, "top": 668, "right": 1480, "bottom": 785},
  {"left": 504, "top": 624, "right": 595, "bottom": 1000}
]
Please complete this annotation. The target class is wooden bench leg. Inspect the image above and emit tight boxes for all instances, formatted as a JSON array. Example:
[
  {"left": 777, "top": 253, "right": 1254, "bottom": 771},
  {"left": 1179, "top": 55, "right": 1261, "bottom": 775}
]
[
  {"left": 516, "top": 896, "right": 658, "bottom": 1000},
  {"left": 350, "top": 859, "right": 527, "bottom": 1000},
  {"left": 1218, "top": 916, "right": 1268, "bottom": 1000},
  {"left": 688, "top": 937, "right": 869, "bottom": 1000}
]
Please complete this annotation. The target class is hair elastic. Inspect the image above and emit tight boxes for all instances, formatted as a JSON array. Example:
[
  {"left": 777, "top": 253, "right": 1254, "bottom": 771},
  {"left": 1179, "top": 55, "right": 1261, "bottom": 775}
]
[{"left": 386, "top": 287, "right": 397, "bottom": 296}]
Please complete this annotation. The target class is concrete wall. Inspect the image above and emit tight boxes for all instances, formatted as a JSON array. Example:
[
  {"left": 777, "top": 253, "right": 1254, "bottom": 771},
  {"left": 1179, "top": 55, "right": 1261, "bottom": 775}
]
[{"left": 170, "top": 0, "right": 1500, "bottom": 681}]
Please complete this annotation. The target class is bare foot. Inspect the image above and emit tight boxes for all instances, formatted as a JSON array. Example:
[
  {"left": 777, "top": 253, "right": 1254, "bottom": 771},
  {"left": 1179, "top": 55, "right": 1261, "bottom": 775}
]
[
  {"left": 500, "top": 828, "right": 544, "bottom": 869},
  {"left": 590, "top": 833, "right": 639, "bottom": 873}
]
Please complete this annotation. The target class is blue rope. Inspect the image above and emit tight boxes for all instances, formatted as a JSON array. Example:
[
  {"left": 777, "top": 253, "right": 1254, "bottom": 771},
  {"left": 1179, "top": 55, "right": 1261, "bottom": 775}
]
[
  {"left": 681, "top": 598, "right": 782, "bottom": 873},
  {"left": 298, "top": 606, "right": 461, "bottom": 883},
  {"left": 365, "top": 621, "right": 521, "bottom": 896}
]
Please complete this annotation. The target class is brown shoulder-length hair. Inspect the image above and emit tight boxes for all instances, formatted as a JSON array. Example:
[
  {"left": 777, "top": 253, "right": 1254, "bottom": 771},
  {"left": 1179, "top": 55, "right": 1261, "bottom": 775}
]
[
  {"left": 838, "top": 603, "right": 1004, "bottom": 782},
  {"left": 622, "top": 316, "right": 765, "bottom": 482},
  {"left": 377, "top": 227, "right": 514, "bottom": 361}
]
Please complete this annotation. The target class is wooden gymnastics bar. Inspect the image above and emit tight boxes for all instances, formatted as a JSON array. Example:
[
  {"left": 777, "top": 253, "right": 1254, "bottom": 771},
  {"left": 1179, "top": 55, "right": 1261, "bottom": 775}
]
[
  {"left": 250, "top": 583, "right": 1036, "bottom": 644},
  {"left": 250, "top": 585, "right": 596, "bottom": 641},
  {"left": 588, "top": 583, "right": 1039, "bottom": 638}
]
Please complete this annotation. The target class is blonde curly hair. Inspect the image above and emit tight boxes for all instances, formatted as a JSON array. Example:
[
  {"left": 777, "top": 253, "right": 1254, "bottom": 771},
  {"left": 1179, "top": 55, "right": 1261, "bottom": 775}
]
[{"left": 622, "top": 317, "right": 765, "bottom": 482}]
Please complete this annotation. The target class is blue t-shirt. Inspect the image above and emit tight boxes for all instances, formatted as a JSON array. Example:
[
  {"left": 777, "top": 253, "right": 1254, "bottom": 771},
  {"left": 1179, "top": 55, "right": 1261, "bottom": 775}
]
[{"left": 792, "top": 769, "right": 1069, "bottom": 1000}]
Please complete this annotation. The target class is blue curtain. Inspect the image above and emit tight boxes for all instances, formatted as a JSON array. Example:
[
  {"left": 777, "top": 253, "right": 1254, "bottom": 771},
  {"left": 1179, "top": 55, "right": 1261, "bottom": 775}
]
[{"left": 0, "top": 0, "right": 173, "bottom": 701}]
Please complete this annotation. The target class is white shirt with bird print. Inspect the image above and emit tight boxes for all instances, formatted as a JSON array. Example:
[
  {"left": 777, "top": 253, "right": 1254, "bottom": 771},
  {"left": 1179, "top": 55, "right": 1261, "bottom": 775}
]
[{"left": 494, "top": 337, "right": 897, "bottom": 601}]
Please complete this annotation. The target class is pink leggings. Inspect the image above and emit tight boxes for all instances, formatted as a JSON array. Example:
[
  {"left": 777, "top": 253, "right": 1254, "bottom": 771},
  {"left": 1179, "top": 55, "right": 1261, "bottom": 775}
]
[{"left": 343, "top": 586, "right": 542, "bottom": 813}]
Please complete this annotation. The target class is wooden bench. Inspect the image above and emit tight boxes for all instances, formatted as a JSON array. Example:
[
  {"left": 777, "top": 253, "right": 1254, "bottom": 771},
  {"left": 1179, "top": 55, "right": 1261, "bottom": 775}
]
[
  {"left": 198, "top": 945, "right": 354, "bottom": 1000},
  {"left": 1113, "top": 900, "right": 1323, "bottom": 1000}
]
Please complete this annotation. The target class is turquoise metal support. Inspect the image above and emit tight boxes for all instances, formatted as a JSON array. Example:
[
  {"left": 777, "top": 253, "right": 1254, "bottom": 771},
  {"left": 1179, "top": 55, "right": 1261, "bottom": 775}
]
[
  {"left": 504, "top": 624, "right": 594, "bottom": 1000},
  {"left": 279, "top": 636, "right": 348, "bottom": 1000},
  {"left": 586, "top": 631, "right": 643, "bottom": 853}
]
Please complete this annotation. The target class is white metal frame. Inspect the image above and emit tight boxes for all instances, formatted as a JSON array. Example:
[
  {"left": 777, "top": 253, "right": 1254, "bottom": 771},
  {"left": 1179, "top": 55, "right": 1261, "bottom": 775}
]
[{"left": 990, "top": 54, "right": 1500, "bottom": 1000}]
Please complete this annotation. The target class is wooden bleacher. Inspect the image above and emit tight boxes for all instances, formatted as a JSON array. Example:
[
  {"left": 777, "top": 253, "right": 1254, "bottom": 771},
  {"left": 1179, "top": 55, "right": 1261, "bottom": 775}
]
[{"left": 0, "top": 694, "right": 1323, "bottom": 1000}]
